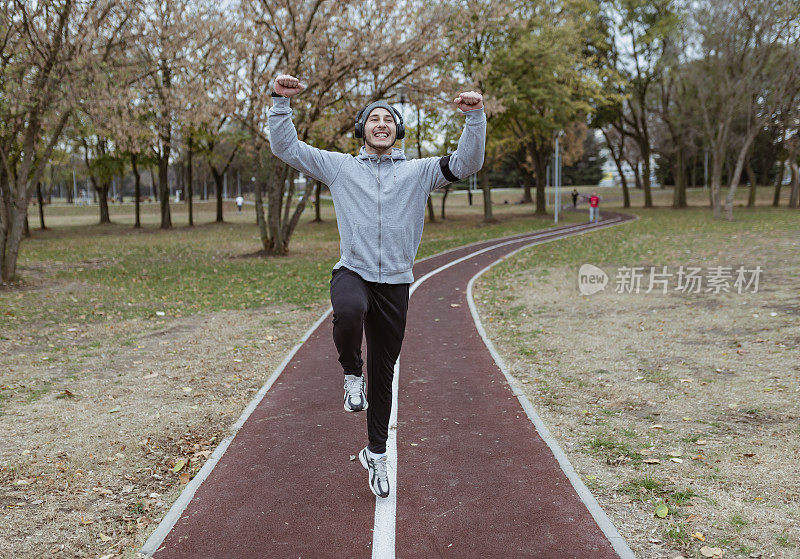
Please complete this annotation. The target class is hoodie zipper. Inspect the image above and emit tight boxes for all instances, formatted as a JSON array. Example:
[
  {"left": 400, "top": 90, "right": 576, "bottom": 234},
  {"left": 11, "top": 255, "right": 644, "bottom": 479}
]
[{"left": 376, "top": 158, "right": 382, "bottom": 282}]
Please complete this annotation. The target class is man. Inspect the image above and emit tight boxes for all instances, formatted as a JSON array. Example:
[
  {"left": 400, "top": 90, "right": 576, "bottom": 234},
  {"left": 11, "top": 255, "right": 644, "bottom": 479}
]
[
  {"left": 268, "top": 74, "right": 485, "bottom": 498},
  {"left": 589, "top": 191, "right": 600, "bottom": 223},
  {"left": 236, "top": 195, "right": 244, "bottom": 212},
  {"left": 571, "top": 188, "right": 579, "bottom": 209}
]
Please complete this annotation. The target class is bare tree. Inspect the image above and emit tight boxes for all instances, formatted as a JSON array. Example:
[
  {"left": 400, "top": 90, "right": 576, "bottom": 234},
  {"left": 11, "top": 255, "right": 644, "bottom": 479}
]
[
  {"left": 132, "top": 1, "right": 231, "bottom": 229},
  {"left": 0, "top": 0, "right": 125, "bottom": 283},
  {"left": 236, "top": 0, "right": 456, "bottom": 255},
  {"left": 687, "top": 0, "right": 800, "bottom": 219}
]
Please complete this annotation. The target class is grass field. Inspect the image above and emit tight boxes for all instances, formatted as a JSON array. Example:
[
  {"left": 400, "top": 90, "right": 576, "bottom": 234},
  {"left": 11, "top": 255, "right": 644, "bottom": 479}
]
[
  {"left": 476, "top": 203, "right": 799, "bottom": 558},
  {"left": 1, "top": 184, "right": 796, "bottom": 558}
]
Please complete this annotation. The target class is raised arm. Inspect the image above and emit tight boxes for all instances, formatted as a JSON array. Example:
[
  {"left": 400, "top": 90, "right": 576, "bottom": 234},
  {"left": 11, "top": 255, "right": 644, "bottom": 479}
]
[
  {"left": 268, "top": 75, "right": 348, "bottom": 185},
  {"left": 428, "top": 91, "right": 487, "bottom": 192}
]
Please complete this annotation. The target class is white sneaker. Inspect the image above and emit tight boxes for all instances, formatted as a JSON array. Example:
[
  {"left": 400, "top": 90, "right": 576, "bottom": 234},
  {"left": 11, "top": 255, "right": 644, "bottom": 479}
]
[
  {"left": 359, "top": 447, "right": 389, "bottom": 498},
  {"left": 343, "top": 374, "right": 368, "bottom": 412}
]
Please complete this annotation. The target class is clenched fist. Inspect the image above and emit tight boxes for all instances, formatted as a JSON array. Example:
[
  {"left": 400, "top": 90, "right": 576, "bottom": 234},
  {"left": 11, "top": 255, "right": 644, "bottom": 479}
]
[
  {"left": 453, "top": 91, "right": 483, "bottom": 111},
  {"left": 274, "top": 74, "right": 305, "bottom": 97}
]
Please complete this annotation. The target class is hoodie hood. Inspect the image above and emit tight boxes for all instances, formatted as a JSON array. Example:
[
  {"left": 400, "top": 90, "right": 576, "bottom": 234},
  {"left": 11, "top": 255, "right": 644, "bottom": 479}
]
[{"left": 356, "top": 146, "right": 407, "bottom": 161}]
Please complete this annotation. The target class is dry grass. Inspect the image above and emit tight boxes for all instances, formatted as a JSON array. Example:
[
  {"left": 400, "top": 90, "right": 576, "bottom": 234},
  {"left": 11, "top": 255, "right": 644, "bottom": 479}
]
[{"left": 476, "top": 205, "right": 800, "bottom": 558}]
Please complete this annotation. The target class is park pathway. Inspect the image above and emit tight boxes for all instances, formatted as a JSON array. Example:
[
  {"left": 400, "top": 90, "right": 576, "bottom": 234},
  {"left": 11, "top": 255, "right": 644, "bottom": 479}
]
[{"left": 140, "top": 212, "right": 637, "bottom": 559}]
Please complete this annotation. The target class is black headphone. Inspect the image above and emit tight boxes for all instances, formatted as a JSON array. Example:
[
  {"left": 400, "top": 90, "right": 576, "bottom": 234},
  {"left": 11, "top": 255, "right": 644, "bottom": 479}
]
[{"left": 354, "top": 102, "right": 405, "bottom": 140}]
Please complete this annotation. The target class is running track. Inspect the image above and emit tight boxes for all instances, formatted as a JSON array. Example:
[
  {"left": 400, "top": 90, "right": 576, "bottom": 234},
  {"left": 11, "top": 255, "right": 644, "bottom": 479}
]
[{"left": 140, "top": 212, "right": 637, "bottom": 559}]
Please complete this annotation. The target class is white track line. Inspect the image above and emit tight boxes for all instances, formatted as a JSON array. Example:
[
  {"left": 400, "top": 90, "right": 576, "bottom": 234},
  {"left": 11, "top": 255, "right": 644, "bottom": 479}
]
[
  {"left": 370, "top": 216, "right": 631, "bottom": 558},
  {"left": 139, "top": 309, "right": 332, "bottom": 558},
  {"left": 465, "top": 220, "right": 638, "bottom": 559}
]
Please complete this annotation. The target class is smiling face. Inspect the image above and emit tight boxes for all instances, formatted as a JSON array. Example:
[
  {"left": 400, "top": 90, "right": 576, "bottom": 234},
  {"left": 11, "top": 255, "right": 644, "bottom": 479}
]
[{"left": 363, "top": 108, "right": 397, "bottom": 155}]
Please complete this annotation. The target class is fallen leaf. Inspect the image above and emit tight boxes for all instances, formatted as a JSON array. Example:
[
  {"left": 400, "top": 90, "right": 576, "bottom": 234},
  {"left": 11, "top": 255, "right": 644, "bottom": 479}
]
[
  {"left": 98, "top": 533, "right": 112, "bottom": 542},
  {"left": 643, "top": 458, "right": 661, "bottom": 464},
  {"left": 692, "top": 532, "right": 706, "bottom": 541},
  {"left": 670, "top": 458, "right": 684, "bottom": 463},
  {"left": 654, "top": 503, "right": 669, "bottom": 518},
  {"left": 179, "top": 472, "right": 191, "bottom": 485},
  {"left": 700, "top": 546, "right": 723, "bottom": 558},
  {"left": 79, "top": 517, "right": 93, "bottom": 525},
  {"left": 651, "top": 424, "right": 664, "bottom": 429},
  {"left": 181, "top": 386, "right": 192, "bottom": 393},
  {"left": 349, "top": 455, "right": 356, "bottom": 461},
  {"left": 172, "top": 459, "right": 186, "bottom": 473},
  {"left": 696, "top": 440, "right": 707, "bottom": 445},
  {"left": 450, "top": 303, "right": 461, "bottom": 308},
  {"left": 108, "top": 406, "right": 121, "bottom": 413}
]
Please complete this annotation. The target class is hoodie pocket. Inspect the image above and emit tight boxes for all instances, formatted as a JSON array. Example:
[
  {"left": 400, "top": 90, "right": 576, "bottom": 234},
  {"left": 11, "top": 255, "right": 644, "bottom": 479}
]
[
  {"left": 381, "top": 225, "right": 411, "bottom": 273},
  {"left": 347, "top": 222, "right": 381, "bottom": 271}
]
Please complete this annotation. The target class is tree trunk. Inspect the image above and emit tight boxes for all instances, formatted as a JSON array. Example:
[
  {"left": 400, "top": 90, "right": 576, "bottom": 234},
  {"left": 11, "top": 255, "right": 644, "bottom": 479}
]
[
  {"left": 773, "top": 159, "right": 785, "bottom": 207},
  {"left": 159, "top": 154, "right": 171, "bottom": 229},
  {"left": 266, "top": 162, "right": 289, "bottom": 255},
  {"left": 601, "top": 129, "right": 629, "bottom": 208},
  {"left": 0, "top": 166, "right": 9, "bottom": 281},
  {"left": 427, "top": 197, "right": 435, "bottom": 222},
  {"left": 212, "top": 168, "right": 224, "bottom": 223},
  {"left": 522, "top": 181, "right": 533, "bottom": 204},
  {"left": 99, "top": 181, "right": 111, "bottom": 224},
  {"left": 710, "top": 144, "right": 725, "bottom": 217},
  {"left": 480, "top": 167, "right": 494, "bottom": 222},
  {"left": 671, "top": 149, "right": 687, "bottom": 209},
  {"left": 642, "top": 145, "right": 653, "bottom": 207},
  {"left": 131, "top": 153, "right": 141, "bottom": 228},
  {"left": 36, "top": 183, "right": 47, "bottom": 229},
  {"left": 532, "top": 151, "right": 547, "bottom": 216},
  {"left": 150, "top": 167, "right": 158, "bottom": 201},
  {"left": 724, "top": 130, "right": 759, "bottom": 220},
  {"left": 313, "top": 180, "right": 322, "bottom": 222},
  {"left": 440, "top": 187, "right": 449, "bottom": 220},
  {"left": 3, "top": 202, "right": 28, "bottom": 282},
  {"left": 254, "top": 170, "right": 270, "bottom": 251},
  {"left": 187, "top": 138, "right": 194, "bottom": 227},
  {"left": 789, "top": 161, "right": 799, "bottom": 209},
  {"left": 746, "top": 162, "right": 757, "bottom": 208}
]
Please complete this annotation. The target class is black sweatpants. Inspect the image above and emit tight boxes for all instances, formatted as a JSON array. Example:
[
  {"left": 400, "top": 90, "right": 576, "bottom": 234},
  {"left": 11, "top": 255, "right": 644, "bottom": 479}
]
[{"left": 330, "top": 267, "right": 409, "bottom": 454}]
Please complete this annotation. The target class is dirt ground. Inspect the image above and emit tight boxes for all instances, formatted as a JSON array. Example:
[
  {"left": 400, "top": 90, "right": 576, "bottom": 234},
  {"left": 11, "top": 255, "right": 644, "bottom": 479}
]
[
  {"left": 0, "top": 303, "right": 326, "bottom": 558},
  {"left": 475, "top": 219, "right": 800, "bottom": 558}
]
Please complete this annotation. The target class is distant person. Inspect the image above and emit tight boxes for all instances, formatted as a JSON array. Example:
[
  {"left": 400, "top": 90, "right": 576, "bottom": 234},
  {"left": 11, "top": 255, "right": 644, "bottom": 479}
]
[
  {"left": 269, "top": 73, "right": 485, "bottom": 499},
  {"left": 589, "top": 191, "right": 600, "bottom": 223},
  {"left": 571, "top": 189, "right": 579, "bottom": 209},
  {"left": 236, "top": 195, "right": 244, "bottom": 212}
]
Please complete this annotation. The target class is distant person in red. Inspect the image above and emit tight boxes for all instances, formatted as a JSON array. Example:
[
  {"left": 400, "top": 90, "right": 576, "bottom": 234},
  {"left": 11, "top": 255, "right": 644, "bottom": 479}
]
[{"left": 589, "top": 192, "right": 600, "bottom": 223}]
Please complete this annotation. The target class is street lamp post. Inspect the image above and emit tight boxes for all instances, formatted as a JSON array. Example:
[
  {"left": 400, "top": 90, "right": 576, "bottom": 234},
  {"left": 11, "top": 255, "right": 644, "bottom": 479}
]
[
  {"left": 397, "top": 85, "right": 408, "bottom": 153},
  {"left": 554, "top": 130, "right": 564, "bottom": 224}
]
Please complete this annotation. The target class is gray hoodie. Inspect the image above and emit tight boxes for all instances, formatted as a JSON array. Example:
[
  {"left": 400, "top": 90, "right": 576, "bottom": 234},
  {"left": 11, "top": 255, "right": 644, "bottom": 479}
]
[{"left": 268, "top": 96, "right": 486, "bottom": 283}]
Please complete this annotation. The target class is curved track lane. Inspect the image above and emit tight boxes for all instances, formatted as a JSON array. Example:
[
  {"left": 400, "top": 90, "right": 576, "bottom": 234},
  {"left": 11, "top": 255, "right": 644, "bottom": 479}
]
[{"left": 141, "top": 213, "right": 636, "bottom": 559}]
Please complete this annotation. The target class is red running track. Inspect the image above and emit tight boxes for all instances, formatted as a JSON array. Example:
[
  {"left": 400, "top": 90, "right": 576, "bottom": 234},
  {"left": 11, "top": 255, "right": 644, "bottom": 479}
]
[{"left": 141, "top": 213, "right": 636, "bottom": 559}]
